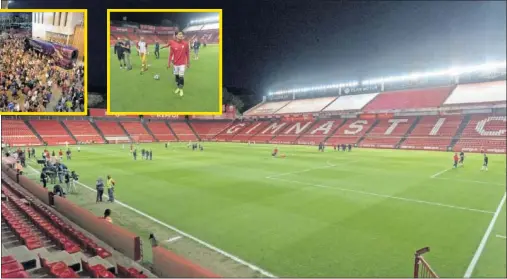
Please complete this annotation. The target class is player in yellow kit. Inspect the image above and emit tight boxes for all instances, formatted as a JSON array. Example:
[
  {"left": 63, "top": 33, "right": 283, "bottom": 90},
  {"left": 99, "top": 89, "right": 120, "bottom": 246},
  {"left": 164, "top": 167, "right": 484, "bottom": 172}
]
[{"left": 138, "top": 37, "right": 148, "bottom": 74}]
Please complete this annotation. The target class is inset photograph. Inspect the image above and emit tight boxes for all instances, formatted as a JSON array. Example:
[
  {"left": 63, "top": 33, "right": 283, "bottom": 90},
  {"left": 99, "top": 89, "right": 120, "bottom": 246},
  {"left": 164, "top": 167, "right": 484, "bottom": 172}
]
[
  {"left": 107, "top": 9, "right": 222, "bottom": 115},
  {"left": 0, "top": 10, "right": 87, "bottom": 115}
]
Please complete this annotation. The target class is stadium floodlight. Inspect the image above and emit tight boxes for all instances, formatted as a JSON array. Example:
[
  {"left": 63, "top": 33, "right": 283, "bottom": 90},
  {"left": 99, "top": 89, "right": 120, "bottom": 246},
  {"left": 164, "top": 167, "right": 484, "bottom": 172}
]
[
  {"left": 269, "top": 60, "right": 506, "bottom": 95},
  {"left": 190, "top": 16, "right": 219, "bottom": 25}
]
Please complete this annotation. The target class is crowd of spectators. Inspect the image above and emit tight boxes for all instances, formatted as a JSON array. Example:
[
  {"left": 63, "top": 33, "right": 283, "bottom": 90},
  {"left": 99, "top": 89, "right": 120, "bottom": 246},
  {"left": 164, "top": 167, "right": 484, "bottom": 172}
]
[{"left": 0, "top": 35, "right": 85, "bottom": 112}]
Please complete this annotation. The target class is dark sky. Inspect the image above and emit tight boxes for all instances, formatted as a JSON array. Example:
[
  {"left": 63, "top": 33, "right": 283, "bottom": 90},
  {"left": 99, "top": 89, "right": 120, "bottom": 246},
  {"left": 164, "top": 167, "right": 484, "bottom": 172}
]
[{"left": 9, "top": 0, "right": 507, "bottom": 97}]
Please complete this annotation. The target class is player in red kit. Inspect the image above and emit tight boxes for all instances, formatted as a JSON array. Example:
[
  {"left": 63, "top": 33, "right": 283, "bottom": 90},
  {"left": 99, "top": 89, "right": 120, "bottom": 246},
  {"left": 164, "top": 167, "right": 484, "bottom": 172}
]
[{"left": 161, "top": 31, "right": 190, "bottom": 97}]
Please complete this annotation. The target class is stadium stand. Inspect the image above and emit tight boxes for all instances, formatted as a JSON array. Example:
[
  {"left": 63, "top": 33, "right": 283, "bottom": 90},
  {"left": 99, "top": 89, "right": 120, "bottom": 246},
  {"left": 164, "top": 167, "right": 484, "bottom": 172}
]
[
  {"left": 146, "top": 121, "right": 178, "bottom": 141},
  {"left": 29, "top": 120, "right": 75, "bottom": 146},
  {"left": 169, "top": 122, "right": 198, "bottom": 141},
  {"left": 1, "top": 120, "right": 42, "bottom": 147},
  {"left": 360, "top": 117, "right": 417, "bottom": 148},
  {"left": 244, "top": 101, "right": 290, "bottom": 116},
  {"left": 400, "top": 115, "right": 464, "bottom": 151},
  {"left": 214, "top": 121, "right": 249, "bottom": 141},
  {"left": 363, "top": 86, "right": 454, "bottom": 111},
  {"left": 183, "top": 23, "right": 219, "bottom": 44},
  {"left": 120, "top": 121, "right": 155, "bottom": 142},
  {"left": 297, "top": 119, "right": 345, "bottom": 145},
  {"left": 63, "top": 120, "right": 105, "bottom": 144},
  {"left": 190, "top": 121, "right": 233, "bottom": 140},
  {"left": 271, "top": 121, "right": 316, "bottom": 144},
  {"left": 322, "top": 93, "right": 379, "bottom": 112},
  {"left": 231, "top": 121, "right": 272, "bottom": 142},
  {"left": 443, "top": 80, "right": 506, "bottom": 106},
  {"left": 276, "top": 97, "right": 336, "bottom": 114},
  {"left": 249, "top": 121, "right": 289, "bottom": 143},
  {"left": 1, "top": 165, "right": 218, "bottom": 278},
  {"left": 327, "top": 119, "right": 377, "bottom": 146},
  {"left": 94, "top": 121, "right": 130, "bottom": 143},
  {"left": 453, "top": 115, "right": 506, "bottom": 153}
]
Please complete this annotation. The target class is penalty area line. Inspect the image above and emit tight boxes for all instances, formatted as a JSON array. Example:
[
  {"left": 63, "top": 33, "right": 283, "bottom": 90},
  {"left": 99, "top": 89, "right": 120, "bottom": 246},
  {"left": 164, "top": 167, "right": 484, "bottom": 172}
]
[
  {"left": 496, "top": 234, "right": 506, "bottom": 239},
  {"left": 430, "top": 168, "right": 452, "bottom": 178},
  {"left": 463, "top": 192, "right": 506, "bottom": 278},
  {"left": 27, "top": 165, "right": 276, "bottom": 278}
]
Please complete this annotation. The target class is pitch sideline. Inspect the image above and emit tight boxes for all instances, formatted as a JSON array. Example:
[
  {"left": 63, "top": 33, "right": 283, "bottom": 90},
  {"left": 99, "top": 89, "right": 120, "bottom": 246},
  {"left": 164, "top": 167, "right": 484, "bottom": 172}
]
[{"left": 26, "top": 165, "right": 276, "bottom": 278}]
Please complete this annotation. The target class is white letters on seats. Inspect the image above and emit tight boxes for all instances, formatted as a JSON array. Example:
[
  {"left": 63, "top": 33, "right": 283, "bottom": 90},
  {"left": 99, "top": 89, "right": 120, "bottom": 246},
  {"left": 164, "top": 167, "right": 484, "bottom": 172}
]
[
  {"left": 345, "top": 120, "right": 368, "bottom": 135},
  {"left": 475, "top": 116, "right": 506, "bottom": 136},
  {"left": 384, "top": 119, "right": 408, "bottom": 135},
  {"left": 429, "top": 118, "right": 446, "bottom": 136},
  {"left": 262, "top": 122, "right": 287, "bottom": 134},
  {"left": 284, "top": 122, "right": 312, "bottom": 134},
  {"left": 245, "top": 122, "right": 262, "bottom": 134},
  {"left": 226, "top": 123, "right": 247, "bottom": 134},
  {"left": 310, "top": 121, "right": 335, "bottom": 135}
]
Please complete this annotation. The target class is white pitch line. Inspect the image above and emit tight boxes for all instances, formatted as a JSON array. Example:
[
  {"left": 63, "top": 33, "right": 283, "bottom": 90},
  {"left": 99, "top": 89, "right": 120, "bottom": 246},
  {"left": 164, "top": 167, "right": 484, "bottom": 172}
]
[
  {"left": 430, "top": 168, "right": 452, "bottom": 178},
  {"left": 496, "top": 234, "right": 506, "bottom": 239},
  {"left": 27, "top": 165, "right": 275, "bottom": 278},
  {"left": 265, "top": 164, "right": 336, "bottom": 179},
  {"left": 268, "top": 177, "right": 495, "bottom": 215},
  {"left": 463, "top": 192, "right": 506, "bottom": 278},
  {"left": 265, "top": 159, "right": 360, "bottom": 179},
  {"left": 166, "top": 236, "right": 182, "bottom": 243},
  {"left": 434, "top": 177, "right": 505, "bottom": 186}
]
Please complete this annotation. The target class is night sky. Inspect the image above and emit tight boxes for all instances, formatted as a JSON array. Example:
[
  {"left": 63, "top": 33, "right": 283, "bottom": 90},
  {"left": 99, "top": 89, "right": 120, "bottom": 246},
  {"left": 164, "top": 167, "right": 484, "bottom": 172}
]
[{"left": 8, "top": 0, "right": 507, "bottom": 97}]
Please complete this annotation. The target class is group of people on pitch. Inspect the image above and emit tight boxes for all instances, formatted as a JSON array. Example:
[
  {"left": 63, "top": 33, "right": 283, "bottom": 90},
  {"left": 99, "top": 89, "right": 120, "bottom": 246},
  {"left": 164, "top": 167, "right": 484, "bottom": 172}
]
[{"left": 453, "top": 151, "right": 488, "bottom": 171}]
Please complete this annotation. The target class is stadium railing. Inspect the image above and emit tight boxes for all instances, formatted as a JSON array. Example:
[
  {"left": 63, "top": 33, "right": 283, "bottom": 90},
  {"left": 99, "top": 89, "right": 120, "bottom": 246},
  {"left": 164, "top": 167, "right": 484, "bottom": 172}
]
[
  {"left": 413, "top": 247, "right": 439, "bottom": 278},
  {"left": 1, "top": 160, "right": 220, "bottom": 277}
]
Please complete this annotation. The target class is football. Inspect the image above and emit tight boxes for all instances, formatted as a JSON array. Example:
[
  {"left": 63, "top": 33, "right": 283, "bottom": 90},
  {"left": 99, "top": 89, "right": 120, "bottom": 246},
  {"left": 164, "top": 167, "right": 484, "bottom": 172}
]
[{"left": 154, "top": 74, "right": 160, "bottom": 80}]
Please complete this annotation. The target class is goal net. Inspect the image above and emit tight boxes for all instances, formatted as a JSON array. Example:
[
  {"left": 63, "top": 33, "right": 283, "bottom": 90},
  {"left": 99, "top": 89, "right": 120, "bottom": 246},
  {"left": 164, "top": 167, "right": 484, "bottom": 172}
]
[{"left": 414, "top": 247, "right": 439, "bottom": 278}]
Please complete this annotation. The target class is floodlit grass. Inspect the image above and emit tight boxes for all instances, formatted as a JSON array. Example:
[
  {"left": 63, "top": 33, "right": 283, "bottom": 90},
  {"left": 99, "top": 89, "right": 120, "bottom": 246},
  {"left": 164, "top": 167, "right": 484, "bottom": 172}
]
[
  {"left": 109, "top": 45, "right": 219, "bottom": 113},
  {"left": 24, "top": 143, "right": 506, "bottom": 277}
]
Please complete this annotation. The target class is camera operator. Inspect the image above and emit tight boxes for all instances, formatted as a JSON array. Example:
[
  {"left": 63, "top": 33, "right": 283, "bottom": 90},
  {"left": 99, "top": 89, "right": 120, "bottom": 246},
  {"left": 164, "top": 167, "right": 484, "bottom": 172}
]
[{"left": 52, "top": 184, "right": 65, "bottom": 197}]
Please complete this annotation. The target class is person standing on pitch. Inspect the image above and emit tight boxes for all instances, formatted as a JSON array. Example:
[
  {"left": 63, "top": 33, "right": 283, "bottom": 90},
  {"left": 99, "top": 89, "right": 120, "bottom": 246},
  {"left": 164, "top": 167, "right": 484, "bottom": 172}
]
[
  {"left": 154, "top": 41, "right": 160, "bottom": 59},
  {"left": 123, "top": 37, "right": 132, "bottom": 70},
  {"left": 114, "top": 38, "right": 126, "bottom": 69},
  {"left": 96, "top": 177, "right": 104, "bottom": 203},
  {"left": 106, "top": 175, "right": 116, "bottom": 202},
  {"left": 161, "top": 31, "right": 190, "bottom": 97}
]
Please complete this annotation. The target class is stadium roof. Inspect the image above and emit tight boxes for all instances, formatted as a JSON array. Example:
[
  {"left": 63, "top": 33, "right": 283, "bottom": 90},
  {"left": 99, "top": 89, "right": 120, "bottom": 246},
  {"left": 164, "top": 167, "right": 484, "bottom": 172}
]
[{"left": 269, "top": 60, "right": 507, "bottom": 95}]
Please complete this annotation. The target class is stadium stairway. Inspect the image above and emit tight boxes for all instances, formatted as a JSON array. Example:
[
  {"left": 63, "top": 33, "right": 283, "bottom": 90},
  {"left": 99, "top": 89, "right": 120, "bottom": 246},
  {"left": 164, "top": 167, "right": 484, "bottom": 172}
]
[
  {"left": 210, "top": 121, "right": 238, "bottom": 140},
  {"left": 321, "top": 119, "right": 348, "bottom": 144},
  {"left": 293, "top": 119, "right": 326, "bottom": 143},
  {"left": 60, "top": 121, "right": 79, "bottom": 144},
  {"left": 185, "top": 120, "right": 201, "bottom": 141},
  {"left": 141, "top": 120, "right": 158, "bottom": 142},
  {"left": 118, "top": 122, "right": 133, "bottom": 142},
  {"left": 449, "top": 114, "right": 472, "bottom": 149},
  {"left": 89, "top": 120, "right": 107, "bottom": 143},
  {"left": 164, "top": 121, "right": 180, "bottom": 141},
  {"left": 23, "top": 120, "right": 44, "bottom": 144},
  {"left": 396, "top": 116, "right": 421, "bottom": 148},
  {"left": 356, "top": 119, "right": 380, "bottom": 146}
]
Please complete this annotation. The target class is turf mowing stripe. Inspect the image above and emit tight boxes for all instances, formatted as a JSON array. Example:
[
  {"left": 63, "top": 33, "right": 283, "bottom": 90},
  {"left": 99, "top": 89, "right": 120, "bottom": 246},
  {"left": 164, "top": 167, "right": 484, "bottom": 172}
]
[
  {"left": 268, "top": 177, "right": 496, "bottom": 215},
  {"left": 496, "top": 235, "right": 506, "bottom": 239},
  {"left": 430, "top": 168, "right": 452, "bottom": 178},
  {"left": 265, "top": 159, "right": 360, "bottom": 179},
  {"left": 433, "top": 177, "right": 505, "bottom": 186},
  {"left": 27, "top": 165, "right": 276, "bottom": 278},
  {"left": 463, "top": 192, "right": 506, "bottom": 278}
]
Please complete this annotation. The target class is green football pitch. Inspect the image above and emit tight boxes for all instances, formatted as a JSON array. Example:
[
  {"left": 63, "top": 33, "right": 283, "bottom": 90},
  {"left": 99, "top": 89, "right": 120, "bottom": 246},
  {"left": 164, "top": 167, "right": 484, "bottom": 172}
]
[
  {"left": 24, "top": 143, "right": 506, "bottom": 277},
  {"left": 109, "top": 45, "right": 220, "bottom": 113}
]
